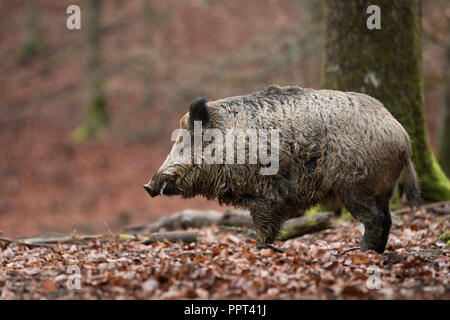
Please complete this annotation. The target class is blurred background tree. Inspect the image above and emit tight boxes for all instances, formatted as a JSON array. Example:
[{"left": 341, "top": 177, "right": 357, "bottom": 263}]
[
  {"left": 17, "top": 0, "right": 45, "bottom": 64},
  {"left": 73, "top": 0, "right": 109, "bottom": 141},
  {"left": 140, "top": 0, "right": 154, "bottom": 109},
  {"left": 322, "top": 0, "right": 450, "bottom": 202}
]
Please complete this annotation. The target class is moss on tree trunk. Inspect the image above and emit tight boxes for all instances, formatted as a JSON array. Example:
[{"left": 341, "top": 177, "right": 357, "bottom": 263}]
[
  {"left": 439, "top": 83, "right": 450, "bottom": 176},
  {"left": 438, "top": 16, "right": 450, "bottom": 177},
  {"left": 322, "top": 0, "right": 450, "bottom": 201}
]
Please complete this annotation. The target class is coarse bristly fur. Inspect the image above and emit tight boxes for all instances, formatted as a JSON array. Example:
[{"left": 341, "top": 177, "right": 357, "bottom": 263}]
[{"left": 145, "top": 85, "right": 421, "bottom": 253}]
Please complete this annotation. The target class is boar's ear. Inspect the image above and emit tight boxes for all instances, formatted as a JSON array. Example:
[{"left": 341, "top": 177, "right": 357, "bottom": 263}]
[{"left": 189, "top": 97, "right": 210, "bottom": 128}]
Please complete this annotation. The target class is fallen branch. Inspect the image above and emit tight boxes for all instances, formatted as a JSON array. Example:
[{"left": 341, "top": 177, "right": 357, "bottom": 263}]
[
  {"left": 0, "top": 237, "right": 13, "bottom": 244},
  {"left": 340, "top": 247, "right": 360, "bottom": 255},
  {"left": 218, "top": 209, "right": 253, "bottom": 228},
  {"left": 431, "top": 206, "right": 450, "bottom": 215},
  {"left": 125, "top": 209, "right": 223, "bottom": 234},
  {"left": 278, "top": 212, "right": 333, "bottom": 241},
  {"left": 142, "top": 231, "right": 197, "bottom": 244},
  {"left": 0, "top": 237, "right": 55, "bottom": 248},
  {"left": 218, "top": 225, "right": 247, "bottom": 232},
  {"left": 218, "top": 225, "right": 257, "bottom": 239},
  {"left": 0, "top": 233, "right": 136, "bottom": 248},
  {"left": 393, "top": 201, "right": 450, "bottom": 215}
]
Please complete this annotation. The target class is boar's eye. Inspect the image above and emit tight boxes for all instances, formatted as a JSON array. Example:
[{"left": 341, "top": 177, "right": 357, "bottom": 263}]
[{"left": 189, "top": 97, "right": 210, "bottom": 128}]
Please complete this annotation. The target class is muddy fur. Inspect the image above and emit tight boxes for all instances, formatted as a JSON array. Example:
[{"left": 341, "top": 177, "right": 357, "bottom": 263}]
[{"left": 147, "top": 85, "right": 421, "bottom": 253}]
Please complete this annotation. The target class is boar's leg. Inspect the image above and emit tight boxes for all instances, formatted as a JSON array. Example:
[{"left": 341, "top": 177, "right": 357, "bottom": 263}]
[
  {"left": 343, "top": 192, "right": 392, "bottom": 254},
  {"left": 249, "top": 205, "right": 285, "bottom": 251},
  {"left": 360, "top": 211, "right": 391, "bottom": 253},
  {"left": 371, "top": 191, "right": 393, "bottom": 252}
]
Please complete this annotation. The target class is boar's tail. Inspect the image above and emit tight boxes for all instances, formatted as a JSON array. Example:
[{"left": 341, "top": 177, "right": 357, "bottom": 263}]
[{"left": 403, "top": 156, "right": 421, "bottom": 212}]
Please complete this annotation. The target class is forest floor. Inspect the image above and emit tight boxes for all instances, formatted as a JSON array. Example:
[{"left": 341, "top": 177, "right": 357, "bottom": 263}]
[{"left": 0, "top": 202, "right": 448, "bottom": 299}]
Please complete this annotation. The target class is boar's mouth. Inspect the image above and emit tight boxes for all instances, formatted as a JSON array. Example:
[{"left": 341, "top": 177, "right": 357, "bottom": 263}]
[{"left": 143, "top": 178, "right": 181, "bottom": 198}]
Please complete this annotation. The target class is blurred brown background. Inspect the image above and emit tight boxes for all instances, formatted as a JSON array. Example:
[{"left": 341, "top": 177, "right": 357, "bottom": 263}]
[{"left": 0, "top": 0, "right": 448, "bottom": 237}]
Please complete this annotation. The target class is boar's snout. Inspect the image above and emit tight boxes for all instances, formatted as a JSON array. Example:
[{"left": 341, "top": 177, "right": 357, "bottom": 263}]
[
  {"left": 143, "top": 183, "right": 159, "bottom": 197},
  {"left": 143, "top": 175, "right": 181, "bottom": 198}
]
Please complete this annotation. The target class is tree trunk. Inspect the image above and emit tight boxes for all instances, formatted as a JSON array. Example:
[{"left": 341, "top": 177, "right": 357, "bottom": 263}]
[
  {"left": 74, "top": 0, "right": 108, "bottom": 141},
  {"left": 438, "top": 16, "right": 450, "bottom": 176},
  {"left": 18, "top": 0, "right": 45, "bottom": 63},
  {"left": 140, "top": 0, "right": 154, "bottom": 109},
  {"left": 322, "top": 0, "right": 450, "bottom": 201}
]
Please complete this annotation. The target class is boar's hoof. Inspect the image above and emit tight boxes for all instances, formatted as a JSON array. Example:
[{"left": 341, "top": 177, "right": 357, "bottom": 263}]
[{"left": 257, "top": 243, "right": 285, "bottom": 253}]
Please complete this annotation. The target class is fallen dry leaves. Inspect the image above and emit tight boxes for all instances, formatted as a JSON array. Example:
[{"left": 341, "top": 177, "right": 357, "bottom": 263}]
[{"left": 0, "top": 205, "right": 448, "bottom": 299}]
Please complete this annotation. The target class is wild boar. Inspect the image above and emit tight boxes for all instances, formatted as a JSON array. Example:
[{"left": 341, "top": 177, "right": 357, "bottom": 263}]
[{"left": 144, "top": 85, "right": 420, "bottom": 253}]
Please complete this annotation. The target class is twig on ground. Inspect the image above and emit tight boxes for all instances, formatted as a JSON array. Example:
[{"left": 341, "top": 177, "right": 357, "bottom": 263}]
[
  {"left": 0, "top": 237, "right": 55, "bottom": 248},
  {"left": 142, "top": 231, "right": 198, "bottom": 244},
  {"left": 104, "top": 222, "right": 113, "bottom": 236},
  {"left": 263, "top": 244, "right": 285, "bottom": 253},
  {"left": 393, "top": 201, "right": 450, "bottom": 215},
  {"left": 340, "top": 247, "right": 360, "bottom": 255},
  {"left": 218, "top": 225, "right": 247, "bottom": 232}
]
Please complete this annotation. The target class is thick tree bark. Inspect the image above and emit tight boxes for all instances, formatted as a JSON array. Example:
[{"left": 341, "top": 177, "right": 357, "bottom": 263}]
[
  {"left": 74, "top": 0, "right": 108, "bottom": 141},
  {"left": 438, "top": 16, "right": 450, "bottom": 176},
  {"left": 322, "top": 0, "right": 450, "bottom": 201}
]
